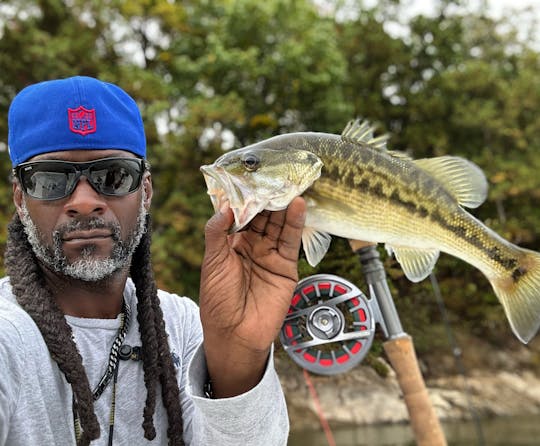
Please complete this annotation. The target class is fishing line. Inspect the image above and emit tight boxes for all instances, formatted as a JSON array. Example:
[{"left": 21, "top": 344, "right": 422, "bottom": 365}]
[
  {"left": 429, "top": 273, "right": 486, "bottom": 446},
  {"left": 302, "top": 369, "right": 336, "bottom": 446}
]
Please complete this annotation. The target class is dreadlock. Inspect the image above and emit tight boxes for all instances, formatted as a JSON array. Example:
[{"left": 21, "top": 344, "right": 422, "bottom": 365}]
[
  {"left": 5, "top": 213, "right": 184, "bottom": 445},
  {"left": 130, "top": 214, "right": 184, "bottom": 444}
]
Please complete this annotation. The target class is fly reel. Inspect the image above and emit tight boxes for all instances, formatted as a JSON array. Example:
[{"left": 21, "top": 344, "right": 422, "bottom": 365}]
[{"left": 280, "top": 274, "right": 379, "bottom": 375}]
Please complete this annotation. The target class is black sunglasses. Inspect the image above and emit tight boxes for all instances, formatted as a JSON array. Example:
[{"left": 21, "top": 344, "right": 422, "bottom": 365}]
[{"left": 14, "top": 157, "right": 148, "bottom": 201}]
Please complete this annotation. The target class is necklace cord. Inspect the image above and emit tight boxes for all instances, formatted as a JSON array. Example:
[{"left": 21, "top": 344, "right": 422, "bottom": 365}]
[
  {"left": 93, "top": 302, "right": 131, "bottom": 400},
  {"left": 73, "top": 301, "right": 131, "bottom": 444}
]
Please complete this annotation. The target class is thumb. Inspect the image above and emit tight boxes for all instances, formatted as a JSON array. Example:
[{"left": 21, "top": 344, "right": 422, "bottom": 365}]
[{"left": 203, "top": 202, "right": 234, "bottom": 259}]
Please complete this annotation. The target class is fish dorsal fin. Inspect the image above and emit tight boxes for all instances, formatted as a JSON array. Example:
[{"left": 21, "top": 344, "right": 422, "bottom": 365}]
[
  {"left": 387, "top": 150, "right": 413, "bottom": 161},
  {"left": 302, "top": 227, "right": 332, "bottom": 267},
  {"left": 413, "top": 156, "right": 488, "bottom": 208},
  {"left": 386, "top": 245, "right": 440, "bottom": 282},
  {"left": 341, "top": 119, "right": 389, "bottom": 151}
]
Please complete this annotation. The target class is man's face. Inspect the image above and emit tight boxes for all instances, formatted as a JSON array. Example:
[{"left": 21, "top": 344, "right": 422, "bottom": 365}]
[{"left": 13, "top": 149, "right": 152, "bottom": 282}]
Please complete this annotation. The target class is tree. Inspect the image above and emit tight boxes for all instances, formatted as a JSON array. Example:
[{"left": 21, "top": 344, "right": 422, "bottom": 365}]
[{"left": 0, "top": 0, "right": 539, "bottom": 348}]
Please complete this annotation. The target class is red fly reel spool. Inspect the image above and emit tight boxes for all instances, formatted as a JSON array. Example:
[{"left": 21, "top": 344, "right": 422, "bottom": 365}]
[{"left": 280, "top": 274, "right": 376, "bottom": 375}]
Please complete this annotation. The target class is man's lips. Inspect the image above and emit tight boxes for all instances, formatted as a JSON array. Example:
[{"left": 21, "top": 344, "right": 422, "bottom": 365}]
[{"left": 62, "top": 230, "right": 113, "bottom": 242}]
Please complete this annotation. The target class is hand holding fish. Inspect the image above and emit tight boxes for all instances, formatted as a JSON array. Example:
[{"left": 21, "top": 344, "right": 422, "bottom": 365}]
[{"left": 199, "top": 196, "right": 306, "bottom": 398}]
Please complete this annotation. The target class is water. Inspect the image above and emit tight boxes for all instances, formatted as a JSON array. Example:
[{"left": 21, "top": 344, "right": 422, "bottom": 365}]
[{"left": 288, "top": 415, "right": 540, "bottom": 445}]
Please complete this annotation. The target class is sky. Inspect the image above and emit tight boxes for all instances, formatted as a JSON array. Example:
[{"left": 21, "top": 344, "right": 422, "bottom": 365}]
[
  {"left": 360, "top": 0, "right": 540, "bottom": 48},
  {"left": 394, "top": 0, "right": 538, "bottom": 18}
]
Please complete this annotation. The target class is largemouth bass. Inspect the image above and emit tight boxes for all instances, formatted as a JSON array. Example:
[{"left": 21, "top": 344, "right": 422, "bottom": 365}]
[{"left": 200, "top": 120, "right": 540, "bottom": 344}]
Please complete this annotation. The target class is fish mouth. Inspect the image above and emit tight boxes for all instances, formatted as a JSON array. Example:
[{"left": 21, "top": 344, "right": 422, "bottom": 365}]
[
  {"left": 200, "top": 164, "right": 266, "bottom": 232},
  {"left": 200, "top": 165, "right": 228, "bottom": 211}
]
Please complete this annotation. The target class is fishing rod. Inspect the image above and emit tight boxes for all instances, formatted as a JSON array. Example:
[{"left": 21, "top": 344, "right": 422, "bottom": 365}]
[{"left": 280, "top": 241, "right": 446, "bottom": 446}]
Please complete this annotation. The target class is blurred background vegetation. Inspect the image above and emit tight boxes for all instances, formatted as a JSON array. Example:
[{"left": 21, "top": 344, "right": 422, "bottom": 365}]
[{"left": 0, "top": 0, "right": 539, "bottom": 362}]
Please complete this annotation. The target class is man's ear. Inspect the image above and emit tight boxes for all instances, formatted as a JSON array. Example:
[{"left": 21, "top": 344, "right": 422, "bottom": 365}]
[
  {"left": 13, "top": 182, "right": 24, "bottom": 219},
  {"left": 142, "top": 173, "right": 153, "bottom": 211}
]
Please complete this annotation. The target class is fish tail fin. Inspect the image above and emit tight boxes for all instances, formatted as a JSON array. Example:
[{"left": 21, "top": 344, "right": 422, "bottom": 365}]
[{"left": 491, "top": 249, "right": 540, "bottom": 343}]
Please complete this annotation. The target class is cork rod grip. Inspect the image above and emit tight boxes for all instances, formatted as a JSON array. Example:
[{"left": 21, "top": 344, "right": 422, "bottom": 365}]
[{"left": 383, "top": 335, "right": 447, "bottom": 446}]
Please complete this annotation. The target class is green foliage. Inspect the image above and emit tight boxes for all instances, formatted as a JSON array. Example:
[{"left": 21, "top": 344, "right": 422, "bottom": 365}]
[{"left": 0, "top": 0, "right": 539, "bottom": 356}]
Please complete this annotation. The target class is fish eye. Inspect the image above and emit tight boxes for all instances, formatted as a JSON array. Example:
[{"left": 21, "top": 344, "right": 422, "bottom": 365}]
[{"left": 242, "top": 153, "right": 260, "bottom": 172}]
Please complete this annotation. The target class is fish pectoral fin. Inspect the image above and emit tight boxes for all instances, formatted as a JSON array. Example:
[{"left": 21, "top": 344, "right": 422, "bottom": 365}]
[
  {"left": 413, "top": 156, "right": 488, "bottom": 208},
  {"left": 302, "top": 228, "right": 332, "bottom": 267},
  {"left": 387, "top": 245, "right": 440, "bottom": 282},
  {"left": 341, "top": 119, "right": 389, "bottom": 151}
]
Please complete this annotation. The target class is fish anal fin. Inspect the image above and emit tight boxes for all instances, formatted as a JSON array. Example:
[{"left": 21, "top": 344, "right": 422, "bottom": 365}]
[
  {"left": 302, "top": 228, "right": 332, "bottom": 267},
  {"left": 341, "top": 119, "right": 389, "bottom": 151},
  {"left": 414, "top": 156, "right": 488, "bottom": 208},
  {"left": 387, "top": 245, "right": 440, "bottom": 282}
]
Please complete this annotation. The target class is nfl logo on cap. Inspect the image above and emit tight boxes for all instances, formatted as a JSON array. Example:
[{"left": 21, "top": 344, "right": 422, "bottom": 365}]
[{"left": 68, "top": 106, "right": 97, "bottom": 136}]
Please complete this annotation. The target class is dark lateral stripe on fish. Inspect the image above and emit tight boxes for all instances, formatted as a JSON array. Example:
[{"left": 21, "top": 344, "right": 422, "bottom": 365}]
[
  {"left": 322, "top": 154, "right": 437, "bottom": 219},
  {"left": 318, "top": 147, "right": 520, "bottom": 275},
  {"left": 429, "top": 209, "right": 519, "bottom": 273}
]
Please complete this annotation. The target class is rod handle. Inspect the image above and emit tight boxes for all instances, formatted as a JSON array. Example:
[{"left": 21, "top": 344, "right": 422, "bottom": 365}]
[{"left": 383, "top": 335, "right": 447, "bottom": 446}]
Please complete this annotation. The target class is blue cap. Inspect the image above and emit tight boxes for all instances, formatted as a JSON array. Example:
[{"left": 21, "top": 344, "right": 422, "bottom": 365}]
[{"left": 8, "top": 76, "right": 146, "bottom": 166}]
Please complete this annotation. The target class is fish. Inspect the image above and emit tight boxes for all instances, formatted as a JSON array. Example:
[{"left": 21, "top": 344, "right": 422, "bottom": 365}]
[{"left": 200, "top": 119, "right": 540, "bottom": 344}]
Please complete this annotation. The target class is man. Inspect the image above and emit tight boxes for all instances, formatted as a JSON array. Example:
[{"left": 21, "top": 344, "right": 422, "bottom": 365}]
[{"left": 0, "top": 76, "right": 306, "bottom": 445}]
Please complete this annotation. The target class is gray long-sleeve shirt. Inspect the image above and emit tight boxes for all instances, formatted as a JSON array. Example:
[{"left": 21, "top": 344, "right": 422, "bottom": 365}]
[{"left": 0, "top": 277, "right": 289, "bottom": 445}]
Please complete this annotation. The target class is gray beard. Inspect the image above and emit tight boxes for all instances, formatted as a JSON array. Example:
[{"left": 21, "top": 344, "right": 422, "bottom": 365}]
[{"left": 19, "top": 194, "right": 148, "bottom": 282}]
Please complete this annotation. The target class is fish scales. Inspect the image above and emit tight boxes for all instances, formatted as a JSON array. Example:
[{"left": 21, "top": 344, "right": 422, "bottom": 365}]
[
  {"left": 264, "top": 133, "right": 520, "bottom": 279},
  {"left": 201, "top": 119, "right": 540, "bottom": 343}
]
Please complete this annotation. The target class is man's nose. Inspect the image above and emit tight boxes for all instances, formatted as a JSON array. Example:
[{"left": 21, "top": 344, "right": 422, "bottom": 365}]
[{"left": 64, "top": 177, "right": 107, "bottom": 217}]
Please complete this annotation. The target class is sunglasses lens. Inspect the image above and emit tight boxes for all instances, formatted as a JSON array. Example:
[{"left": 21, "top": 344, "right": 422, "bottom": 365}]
[
  {"left": 88, "top": 159, "right": 143, "bottom": 196},
  {"left": 18, "top": 162, "right": 77, "bottom": 200},
  {"left": 17, "top": 158, "right": 144, "bottom": 200}
]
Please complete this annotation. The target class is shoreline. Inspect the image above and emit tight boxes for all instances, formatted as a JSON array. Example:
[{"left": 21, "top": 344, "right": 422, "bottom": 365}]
[{"left": 277, "top": 354, "right": 540, "bottom": 431}]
